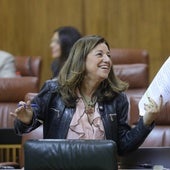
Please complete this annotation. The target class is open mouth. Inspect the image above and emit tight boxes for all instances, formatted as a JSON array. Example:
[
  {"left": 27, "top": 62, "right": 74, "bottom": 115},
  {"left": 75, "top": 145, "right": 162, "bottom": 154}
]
[{"left": 99, "top": 65, "right": 110, "bottom": 70}]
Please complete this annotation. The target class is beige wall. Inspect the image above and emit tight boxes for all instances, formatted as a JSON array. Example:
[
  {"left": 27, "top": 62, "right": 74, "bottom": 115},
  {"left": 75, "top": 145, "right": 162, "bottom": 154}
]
[{"left": 0, "top": 0, "right": 170, "bottom": 87}]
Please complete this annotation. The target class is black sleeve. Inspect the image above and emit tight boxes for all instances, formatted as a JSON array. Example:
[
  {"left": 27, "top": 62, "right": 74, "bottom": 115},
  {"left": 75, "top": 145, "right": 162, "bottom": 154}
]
[
  {"left": 116, "top": 93, "right": 154, "bottom": 155},
  {"left": 14, "top": 80, "right": 57, "bottom": 135}
]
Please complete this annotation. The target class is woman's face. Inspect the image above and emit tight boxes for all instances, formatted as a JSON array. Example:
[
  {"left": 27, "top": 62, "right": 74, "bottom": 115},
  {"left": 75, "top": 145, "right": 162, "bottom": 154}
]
[
  {"left": 85, "top": 43, "right": 112, "bottom": 82},
  {"left": 50, "top": 32, "right": 61, "bottom": 58}
]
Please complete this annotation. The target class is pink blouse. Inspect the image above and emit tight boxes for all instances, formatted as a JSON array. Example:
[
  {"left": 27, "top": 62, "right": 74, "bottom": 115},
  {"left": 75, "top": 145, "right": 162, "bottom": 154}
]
[{"left": 66, "top": 96, "right": 105, "bottom": 139}]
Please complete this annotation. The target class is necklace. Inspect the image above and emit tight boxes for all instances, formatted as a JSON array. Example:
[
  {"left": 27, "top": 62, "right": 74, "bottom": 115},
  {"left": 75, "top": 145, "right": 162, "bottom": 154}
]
[{"left": 80, "top": 91, "right": 97, "bottom": 115}]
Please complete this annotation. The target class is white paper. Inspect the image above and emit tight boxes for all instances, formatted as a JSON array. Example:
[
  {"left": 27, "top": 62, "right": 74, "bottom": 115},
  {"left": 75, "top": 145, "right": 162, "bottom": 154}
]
[{"left": 138, "top": 56, "right": 170, "bottom": 116}]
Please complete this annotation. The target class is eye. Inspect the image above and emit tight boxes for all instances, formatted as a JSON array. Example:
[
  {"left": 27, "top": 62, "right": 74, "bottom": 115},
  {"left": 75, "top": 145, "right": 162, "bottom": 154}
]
[
  {"left": 51, "top": 39, "right": 60, "bottom": 44},
  {"left": 96, "top": 53, "right": 103, "bottom": 57},
  {"left": 107, "top": 54, "right": 111, "bottom": 58},
  {"left": 55, "top": 39, "right": 60, "bottom": 44}
]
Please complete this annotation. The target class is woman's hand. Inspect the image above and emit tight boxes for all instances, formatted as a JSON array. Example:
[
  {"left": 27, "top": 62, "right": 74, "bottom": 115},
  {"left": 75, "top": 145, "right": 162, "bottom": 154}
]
[
  {"left": 10, "top": 100, "right": 34, "bottom": 125},
  {"left": 143, "top": 95, "right": 163, "bottom": 125}
]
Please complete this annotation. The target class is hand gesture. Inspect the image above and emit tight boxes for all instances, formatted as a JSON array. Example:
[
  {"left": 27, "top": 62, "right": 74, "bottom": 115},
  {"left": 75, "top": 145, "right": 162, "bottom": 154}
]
[
  {"left": 143, "top": 95, "right": 163, "bottom": 125},
  {"left": 10, "top": 100, "right": 34, "bottom": 125}
]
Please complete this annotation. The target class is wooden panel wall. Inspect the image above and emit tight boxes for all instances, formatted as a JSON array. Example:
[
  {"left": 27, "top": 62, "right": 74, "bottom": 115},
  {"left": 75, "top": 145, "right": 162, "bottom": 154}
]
[
  {"left": 0, "top": 0, "right": 170, "bottom": 87},
  {"left": 0, "top": 0, "right": 83, "bottom": 87},
  {"left": 84, "top": 0, "right": 170, "bottom": 82}
]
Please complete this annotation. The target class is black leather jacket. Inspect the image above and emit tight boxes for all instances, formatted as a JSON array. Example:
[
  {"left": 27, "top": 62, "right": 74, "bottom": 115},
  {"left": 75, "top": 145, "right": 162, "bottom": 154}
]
[{"left": 14, "top": 79, "right": 153, "bottom": 155}]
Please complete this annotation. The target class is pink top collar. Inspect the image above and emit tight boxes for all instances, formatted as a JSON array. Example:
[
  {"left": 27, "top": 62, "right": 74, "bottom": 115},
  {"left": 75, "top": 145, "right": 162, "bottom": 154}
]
[{"left": 66, "top": 91, "right": 105, "bottom": 139}]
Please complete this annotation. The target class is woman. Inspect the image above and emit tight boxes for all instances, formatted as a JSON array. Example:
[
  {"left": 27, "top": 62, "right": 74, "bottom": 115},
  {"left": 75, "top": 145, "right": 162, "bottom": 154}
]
[
  {"left": 11, "top": 35, "right": 162, "bottom": 156},
  {"left": 50, "top": 26, "right": 81, "bottom": 78}
]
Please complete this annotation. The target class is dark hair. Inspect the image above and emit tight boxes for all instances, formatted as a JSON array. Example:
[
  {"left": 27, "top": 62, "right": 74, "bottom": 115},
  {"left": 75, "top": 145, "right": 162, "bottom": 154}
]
[
  {"left": 58, "top": 35, "right": 128, "bottom": 107},
  {"left": 51, "top": 26, "right": 81, "bottom": 78}
]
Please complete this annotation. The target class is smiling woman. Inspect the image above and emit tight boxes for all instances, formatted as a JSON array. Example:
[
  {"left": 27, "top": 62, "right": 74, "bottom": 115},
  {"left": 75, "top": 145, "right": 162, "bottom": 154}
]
[
  {"left": 85, "top": 43, "right": 112, "bottom": 81},
  {"left": 11, "top": 35, "right": 162, "bottom": 161}
]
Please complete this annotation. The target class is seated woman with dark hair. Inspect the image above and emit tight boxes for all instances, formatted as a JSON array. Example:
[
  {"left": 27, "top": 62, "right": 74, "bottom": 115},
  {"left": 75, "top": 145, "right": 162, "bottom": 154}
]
[{"left": 50, "top": 26, "right": 82, "bottom": 78}]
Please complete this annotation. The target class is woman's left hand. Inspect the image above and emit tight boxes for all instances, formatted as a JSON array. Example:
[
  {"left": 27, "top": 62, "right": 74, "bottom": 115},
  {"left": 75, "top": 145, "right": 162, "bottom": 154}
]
[{"left": 143, "top": 95, "right": 163, "bottom": 125}]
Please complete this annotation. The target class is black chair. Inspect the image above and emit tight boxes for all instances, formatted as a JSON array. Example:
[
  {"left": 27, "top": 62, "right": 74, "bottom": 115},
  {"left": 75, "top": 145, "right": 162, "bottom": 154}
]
[{"left": 24, "top": 139, "right": 118, "bottom": 170}]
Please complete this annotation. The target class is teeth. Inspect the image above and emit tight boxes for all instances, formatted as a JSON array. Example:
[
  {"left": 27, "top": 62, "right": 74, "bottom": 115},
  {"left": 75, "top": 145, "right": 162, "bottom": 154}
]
[{"left": 101, "top": 66, "right": 109, "bottom": 69}]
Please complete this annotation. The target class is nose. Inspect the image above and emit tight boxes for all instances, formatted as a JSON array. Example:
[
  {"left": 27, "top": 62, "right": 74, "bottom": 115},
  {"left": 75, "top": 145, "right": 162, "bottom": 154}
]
[
  {"left": 49, "top": 41, "right": 52, "bottom": 48},
  {"left": 50, "top": 41, "right": 54, "bottom": 48},
  {"left": 103, "top": 54, "right": 111, "bottom": 62}
]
